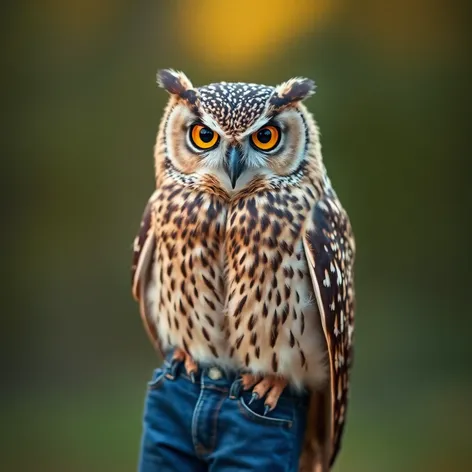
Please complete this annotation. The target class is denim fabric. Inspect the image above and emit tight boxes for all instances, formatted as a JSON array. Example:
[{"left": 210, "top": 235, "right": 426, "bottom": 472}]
[{"left": 138, "top": 352, "right": 309, "bottom": 472}]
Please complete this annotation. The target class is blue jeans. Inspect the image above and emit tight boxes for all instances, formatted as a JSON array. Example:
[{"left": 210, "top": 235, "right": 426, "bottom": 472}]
[{"left": 138, "top": 352, "right": 309, "bottom": 471}]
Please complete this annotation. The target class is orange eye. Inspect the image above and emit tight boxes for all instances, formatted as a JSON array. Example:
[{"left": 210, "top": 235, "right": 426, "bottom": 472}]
[
  {"left": 190, "top": 124, "right": 219, "bottom": 150},
  {"left": 251, "top": 125, "right": 280, "bottom": 151}
]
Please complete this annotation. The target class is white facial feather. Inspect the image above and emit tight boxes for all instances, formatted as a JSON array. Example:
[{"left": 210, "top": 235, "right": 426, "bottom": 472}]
[{"left": 164, "top": 98, "right": 309, "bottom": 193}]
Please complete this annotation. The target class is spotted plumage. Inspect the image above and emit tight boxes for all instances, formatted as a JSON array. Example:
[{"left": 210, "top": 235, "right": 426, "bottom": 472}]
[
  {"left": 198, "top": 82, "right": 274, "bottom": 134},
  {"left": 132, "top": 69, "right": 356, "bottom": 471}
]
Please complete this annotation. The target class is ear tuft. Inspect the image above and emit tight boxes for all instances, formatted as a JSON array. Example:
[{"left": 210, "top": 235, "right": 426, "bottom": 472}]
[
  {"left": 270, "top": 77, "right": 316, "bottom": 109},
  {"left": 156, "top": 69, "right": 194, "bottom": 97}
]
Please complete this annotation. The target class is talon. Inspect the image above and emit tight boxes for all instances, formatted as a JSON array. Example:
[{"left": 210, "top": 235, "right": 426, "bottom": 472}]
[
  {"left": 172, "top": 348, "right": 186, "bottom": 363},
  {"left": 250, "top": 375, "right": 288, "bottom": 411},
  {"left": 184, "top": 356, "right": 198, "bottom": 377},
  {"left": 248, "top": 392, "right": 259, "bottom": 405},
  {"left": 172, "top": 348, "right": 198, "bottom": 378},
  {"left": 167, "top": 353, "right": 183, "bottom": 379}
]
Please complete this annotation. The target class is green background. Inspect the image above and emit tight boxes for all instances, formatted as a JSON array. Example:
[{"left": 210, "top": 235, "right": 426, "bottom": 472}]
[{"left": 2, "top": 2, "right": 471, "bottom": 471}]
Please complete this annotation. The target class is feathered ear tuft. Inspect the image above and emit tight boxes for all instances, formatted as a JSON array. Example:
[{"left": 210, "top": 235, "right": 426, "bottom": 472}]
[
  {"left": 269, "top": 77, "right": 316, "bottom": 109},
  {"left": 156, "top": 69, "right": 198, "bottom": 105}
]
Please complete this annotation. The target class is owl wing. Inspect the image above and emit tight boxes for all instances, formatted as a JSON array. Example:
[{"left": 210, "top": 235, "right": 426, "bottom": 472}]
[
  {"left": 303, "top": 190, "right": 356, "bottom": 467},
  {"left": 131, "top": 191, "right": 163, "bottom": 356}
]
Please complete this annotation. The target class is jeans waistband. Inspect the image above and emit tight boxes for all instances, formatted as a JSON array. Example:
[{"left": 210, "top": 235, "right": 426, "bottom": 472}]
[{"left": 161, "top": 350, "right": 309, "bottom": 403}]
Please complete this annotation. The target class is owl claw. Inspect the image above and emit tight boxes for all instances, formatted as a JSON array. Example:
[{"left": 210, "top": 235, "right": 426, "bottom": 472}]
[
  {"left": 172, "top": 348, "right": 198, "bottom": 380},
  {"left": 248, "top": 392, "right": 259, "bottom": 405},
  {"left": 247, "top": 375, "right": 288, "bottom": 412}
]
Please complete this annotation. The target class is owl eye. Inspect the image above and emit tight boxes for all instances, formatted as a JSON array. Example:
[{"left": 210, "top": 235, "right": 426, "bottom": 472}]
[
  {"left": 250, "top": 125, "right": 280, "bottom": 151},
  {"left": 190, "top": 124, "right": 219, "bottom": 150}
]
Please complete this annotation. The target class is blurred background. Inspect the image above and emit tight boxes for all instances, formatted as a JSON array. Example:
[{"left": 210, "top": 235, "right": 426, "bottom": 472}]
[{"left": 2, "top": 1, "right": 471, "bottom": 471}]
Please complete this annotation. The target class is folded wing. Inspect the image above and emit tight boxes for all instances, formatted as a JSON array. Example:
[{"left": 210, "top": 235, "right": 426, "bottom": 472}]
[
  {"left": 131, "top": 192, "right": 162, "bottom": 355},
  {"left": 303, "top": 190, "right": 356, "bottom": 467}
]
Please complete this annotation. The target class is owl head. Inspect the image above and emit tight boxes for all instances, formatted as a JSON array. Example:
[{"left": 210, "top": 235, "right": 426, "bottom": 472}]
[{"left": 154, "top": 69, "right": 323, "bottom": 193}]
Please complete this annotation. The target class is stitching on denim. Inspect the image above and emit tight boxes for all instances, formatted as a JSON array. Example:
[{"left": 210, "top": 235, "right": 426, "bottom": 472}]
[
  {"left": 147, "top": 369, "right": 165, "bottom": 390},
  {"left": 208, "top": 394, "right": 226, "bottom": 453},
  {"left": 168, "top": 358, "right": 184, "bottom": 380},
  {"left": 229, "top": 378, "right": 242, "bottom": 399},
  {"left": 238, "top": 396, "right": 293, "bottom": 428},
  {"left": 191, "top": 373, "right": 206, "bottom": 457}
]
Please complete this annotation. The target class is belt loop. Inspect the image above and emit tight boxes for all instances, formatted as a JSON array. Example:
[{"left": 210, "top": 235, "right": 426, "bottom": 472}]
[
  {"left": 165, "top": 357, "right": 181, "bottom": 380},
  {"left": 229, "top": 378, "right": 242, "bottom": 400}
]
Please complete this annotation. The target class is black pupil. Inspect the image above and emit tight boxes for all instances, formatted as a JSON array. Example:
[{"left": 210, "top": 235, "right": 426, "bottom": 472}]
[
  {"left": 199, "top": 127, "right": 214, "bottom": 143},
  {"left": 257, "top": 128, "right": 272, "bottom": 144}
]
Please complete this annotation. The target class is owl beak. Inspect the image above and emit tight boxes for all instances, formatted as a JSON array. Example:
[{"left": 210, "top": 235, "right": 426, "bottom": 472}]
[{"left": 226, "top": 146, "right": 245, "bottom": 188}]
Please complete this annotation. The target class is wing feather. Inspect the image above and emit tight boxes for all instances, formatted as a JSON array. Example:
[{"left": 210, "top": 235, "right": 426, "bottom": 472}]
[
  {"left": 131, "top": 192, "right": 163, "bottom": 355},
  {"left": 303, "top": 190, "right": 356, "bottom": 468}
]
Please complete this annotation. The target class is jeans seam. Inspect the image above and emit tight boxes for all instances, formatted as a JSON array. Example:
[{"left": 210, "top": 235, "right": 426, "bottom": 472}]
[
  {"left": 207, "top": 394, "right": 226, "bottom": 453},
  {"left": 147, "top": 368, "right": 166, "bottom": 390},
  {"left": 191, "top": 374, "right": 206, "bottom": 457}
]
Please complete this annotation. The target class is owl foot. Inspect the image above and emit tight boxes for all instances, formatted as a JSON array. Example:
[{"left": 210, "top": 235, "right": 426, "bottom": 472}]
[
  {"left": 172, "top": 348, "right": 198, "bottom": 383},
  {"left": 241, "top": 374, "right": 288, "bottom": 414}
]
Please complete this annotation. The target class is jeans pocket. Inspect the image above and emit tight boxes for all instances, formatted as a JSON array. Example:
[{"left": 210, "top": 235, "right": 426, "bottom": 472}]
[
  {"left": 147, "top": 367, "right": 166, "bottom": 390},
  {"left": 238, "top": 394, "right": 294, "bottom": 428}
]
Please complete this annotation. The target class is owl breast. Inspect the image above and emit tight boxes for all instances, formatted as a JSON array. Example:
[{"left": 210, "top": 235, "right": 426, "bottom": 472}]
[
  {"left": 148, "top": 178, "right": 328, "bottom": 387},
  {"left": 148, "top": 177, "right": 233, "bottom": 365},
  {"left": 225, "top": 188, "right": 328, "bottom": 389}
]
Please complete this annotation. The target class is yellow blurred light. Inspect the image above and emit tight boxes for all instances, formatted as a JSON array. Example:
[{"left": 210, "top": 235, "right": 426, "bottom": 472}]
[{"left": 177, "top": 0, "right": 334, "bottom": 73}]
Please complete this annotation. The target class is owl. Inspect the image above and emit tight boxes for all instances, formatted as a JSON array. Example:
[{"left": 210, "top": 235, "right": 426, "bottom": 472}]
[{"left": 131, "top": 69, "right": 355, "bottom": 471}]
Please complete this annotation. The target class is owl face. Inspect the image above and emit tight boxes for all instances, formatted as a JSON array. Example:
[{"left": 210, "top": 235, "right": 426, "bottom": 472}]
[{"left": 156, "top": 70, "right": 318, "bottom": 193}]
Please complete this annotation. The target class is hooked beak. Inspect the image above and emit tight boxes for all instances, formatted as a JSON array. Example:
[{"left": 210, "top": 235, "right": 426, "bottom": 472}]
[{"left": 225, "top": 146, "right": 245, "bottom": 189}]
